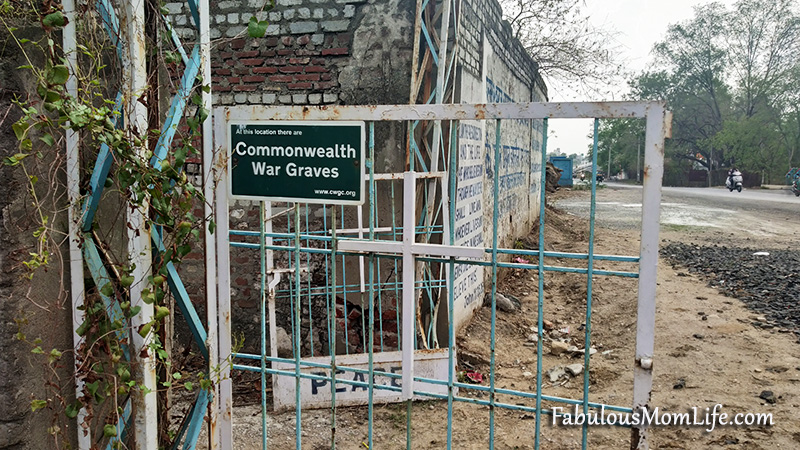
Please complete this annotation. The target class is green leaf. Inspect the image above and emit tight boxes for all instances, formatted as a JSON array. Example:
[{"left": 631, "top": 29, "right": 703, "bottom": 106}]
[
  {"left": 174, "top": 145, "right": 188, "bottom": 168},
  {"left": 155, "top": 305, "right": 170, "bottom": 321},
  {"left": 48, "top": 348, "right": 62, "bottom": 363},
  {"left": 65, "top": 402, "right": 80, "bottom": 419},
  {"left": 43, "top": 11, "right": 66, "bottom": 28},
  {"left": 86, "top": 381, "right": 99, "bottom": 398},
  {"left": 120, "top": 275, "right": 135, "bottom": 288},
  {"left": 45, "top": 90, "right": 61, "bottom": 103},
  {"left": 247, "top": 16, "right": 269, "bottom": 38},
  {"left": 127, "top": 305, "right": 141, "bottom": 318},
  {"left": 12, "top": 122, "right": 27, "bottom": 141},
  {"left": 31, "top": 399, "right": 48, "bottom": 412},
  {"left": 39, "top": 134, "right": 55, "bottom": 146},
  {"left": 75, "top": 319, "right": 90, "bottom": 337},
  {"left": 197, "top": 106, "right": 209, "bottom": 124},
  {"left": 103, "top": 424, "right": 117, "bottom": 438},
  {"left": 172, "top": 372, "right": 182, "bottom": 380},
  {"left": 184, "top": 381, "right": 194, "bottom": 391},
  {"left": 31, "top": 346, "right": 44, "bottom": 354},
  {"left": 138, "top": 323, "right": 152, "bottom": 338},
  {"left": 100, "top": 283, "right": 114, "bottom": 297},
  {"left": 46, "top": 65, "right": 70, "bottom": 85}
]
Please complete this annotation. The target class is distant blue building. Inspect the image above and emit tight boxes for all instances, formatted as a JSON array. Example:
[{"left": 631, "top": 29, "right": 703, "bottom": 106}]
[{"left": 549, "top": 156, "right": 573, "bottom": 187}]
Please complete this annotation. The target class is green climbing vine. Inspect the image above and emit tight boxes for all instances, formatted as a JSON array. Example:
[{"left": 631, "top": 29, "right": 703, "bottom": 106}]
[{"left": 1, "top": 0, "right": 270, "bottom": 447}]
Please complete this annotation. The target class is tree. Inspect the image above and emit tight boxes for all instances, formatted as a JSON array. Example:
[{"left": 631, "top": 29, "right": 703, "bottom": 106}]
[
  {"left": 648, "top": 3, "right": 732, "bottom": 171},
  {"left": 500, "top": 0, "right": 625, "bottom": 94},
  {"left": 624, "top": 0, "right": 800, "bottom": 183},
  {"left": 725, "top": 0, "right": 800, "bottom": 118},
  {"left": 592, "top": 118, "right": 644, "bottom": 179}
]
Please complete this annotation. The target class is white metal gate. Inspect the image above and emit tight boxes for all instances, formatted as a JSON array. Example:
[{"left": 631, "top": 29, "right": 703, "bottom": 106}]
[{"left": 213, "top": 101, "right": 670, "bottom": 449}]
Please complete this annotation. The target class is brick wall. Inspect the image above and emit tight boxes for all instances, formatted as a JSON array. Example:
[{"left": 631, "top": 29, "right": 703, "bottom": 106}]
[{"left": 169, "top": 0, "right": 547, "bottom": 355}]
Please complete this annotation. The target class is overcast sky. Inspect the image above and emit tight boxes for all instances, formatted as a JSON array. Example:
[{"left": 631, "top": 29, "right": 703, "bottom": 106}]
[{"left": 545, "top": 0, "right": 737, "bottom": 159}]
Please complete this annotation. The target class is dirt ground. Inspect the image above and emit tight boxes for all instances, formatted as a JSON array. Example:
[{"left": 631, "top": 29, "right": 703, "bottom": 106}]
[{"left": 219, "top": 187, "right": 800, "bottom": 449}]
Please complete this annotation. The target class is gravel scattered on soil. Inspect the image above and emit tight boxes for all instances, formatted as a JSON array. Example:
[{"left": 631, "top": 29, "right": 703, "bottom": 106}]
[{"left": 661, "top": 242, "right": 800, "bottom": 341}]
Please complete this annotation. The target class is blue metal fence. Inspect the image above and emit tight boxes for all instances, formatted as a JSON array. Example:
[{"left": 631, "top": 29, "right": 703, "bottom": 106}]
[{"left": 214, "top": 102, "right": 670, "bottom": 449}]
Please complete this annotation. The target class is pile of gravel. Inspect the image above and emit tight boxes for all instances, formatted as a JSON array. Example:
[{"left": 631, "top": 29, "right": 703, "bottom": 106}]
[{"left": 661, "top": 243, "right": 800, "bottom": 340}]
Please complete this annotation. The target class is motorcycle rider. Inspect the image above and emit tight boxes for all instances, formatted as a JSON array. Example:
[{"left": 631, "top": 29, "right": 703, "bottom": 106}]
[{"left": 727, "top": 167, "right": 738, "bottom": 188}]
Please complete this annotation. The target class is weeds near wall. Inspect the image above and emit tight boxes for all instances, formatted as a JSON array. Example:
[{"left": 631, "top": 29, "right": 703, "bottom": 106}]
[{"left": 1, "top": 0, "right": 272, "bottom": 447}]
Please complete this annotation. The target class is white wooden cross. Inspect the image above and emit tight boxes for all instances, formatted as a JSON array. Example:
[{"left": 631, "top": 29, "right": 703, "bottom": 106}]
[{"left": 337, "top": 171, "right": 485, "bottom": 399}]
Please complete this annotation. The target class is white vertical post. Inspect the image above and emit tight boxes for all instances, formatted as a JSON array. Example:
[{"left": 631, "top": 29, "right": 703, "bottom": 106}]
[
  {"left": 631, "top": 103, "right": 669, "bottom": 450},
  {"left": 401, "top": 171, "right": 416, "bottom": 399},
  {"left": 121, "top": 0, "right": 156, "bottom": 446},
  {"left": 215, "top": 124, "right": 234, "bottom": 448},
  {"left": 198, "top": 0, "right": 219, "bottom": 447},
  {"left": 63, "top": 0, "right": 89, "bottom": 447}
]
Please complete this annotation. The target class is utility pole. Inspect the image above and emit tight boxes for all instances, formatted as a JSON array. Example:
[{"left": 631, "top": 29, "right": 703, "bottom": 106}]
[
  {"left": 637, "top": 136, "right": 641, "bottom": 183},
  {"left": 709, "top": 148, "right": 713, "bottom": 187}
]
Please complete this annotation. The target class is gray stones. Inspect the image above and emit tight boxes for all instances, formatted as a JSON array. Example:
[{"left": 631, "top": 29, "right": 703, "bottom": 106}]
[
  {"left": 759, "top": 390, "right": 777, "bottom": 404},
  {"left": 495, "top": 293, "right": 517, "bottom": 312},
  {"left": 565, "top": 364, "right": 583, "bottom": 376},
  {"left": 276, "top": 327, "right": 293, "bottom": 357},
  {"left": 547, "top": 366, "right": 566, "bottom": 382},
  {"left": 662, "top": 243, "right": 800, "bottom": 340},
  {"left": 321, "top": 20, "right": 350, "bottom": 32},
  {"left": 290, "top": 21, "right": 319, "bottom": 34},
  {"left": 550, "top": 341, "right": 569, "bottom": 355}
]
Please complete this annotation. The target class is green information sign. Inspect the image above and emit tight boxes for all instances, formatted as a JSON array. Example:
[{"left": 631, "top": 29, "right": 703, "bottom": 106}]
[{"left": 228, "top": 121, "right": 365, "bottom": 205}]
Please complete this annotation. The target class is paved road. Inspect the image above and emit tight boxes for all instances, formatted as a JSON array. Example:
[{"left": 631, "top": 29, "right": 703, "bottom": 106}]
[
  {"left": 609, "top": 182, "right": 800, "bottom": 208},
  {"left": 554, "top": 182, "right": 798, "bottom": 240}
]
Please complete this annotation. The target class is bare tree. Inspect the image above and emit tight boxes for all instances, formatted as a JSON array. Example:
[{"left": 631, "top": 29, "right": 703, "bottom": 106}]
[{"left": 500, "top": 0, "right": 626, "bottom": 94}]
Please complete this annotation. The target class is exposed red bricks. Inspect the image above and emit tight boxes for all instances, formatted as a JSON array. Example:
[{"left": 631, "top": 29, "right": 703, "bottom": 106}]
[
  {"left": 204, "top": 28, "right": 353, "bottom": 102},
  {"left": 278, "top": 65, "right": 303, "bottom": 74},
  {"left": 240, "top": 58, "right": 265, "bottom": 66},
  {"left": 269, "top": 75, "right": 293, "bottom": 83},
  {"left": 242, "top": 75, "right": 266, "bottom": 83},
  {"left": 321, "top": 47, "right": 348, "bottom": 56},
  {"left": 235, "top": 50, "right": 260, "bottom": 58},
  {"left": 295, "top": 74, "right": 320, "bottom": 82}
]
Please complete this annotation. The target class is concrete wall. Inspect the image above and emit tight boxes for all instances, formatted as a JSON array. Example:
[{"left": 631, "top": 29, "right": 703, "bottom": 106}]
[
  {"left": 450, "top": 0, "right": 548, "bottom": 329},
  {"left": 0, "top": 27, "right": 76, "bottom": 449}
]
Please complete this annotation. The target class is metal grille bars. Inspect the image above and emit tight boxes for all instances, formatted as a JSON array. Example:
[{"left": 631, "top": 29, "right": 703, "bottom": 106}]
[{"left": 214, "top": 101, "right": 670, "bottom": 449}]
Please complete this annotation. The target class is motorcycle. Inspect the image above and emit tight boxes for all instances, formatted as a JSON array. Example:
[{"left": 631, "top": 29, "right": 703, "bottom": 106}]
[
  {"left": 726, "top": 170, "right": 743, "bottom": 192},
  {"left": 792, "top": 176, "right": 800, "bottom": 197}
]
